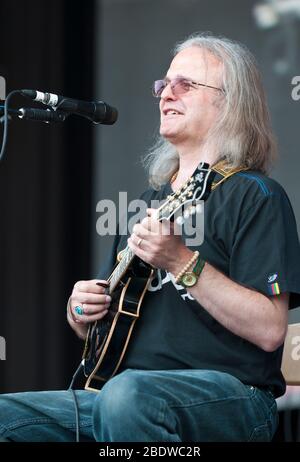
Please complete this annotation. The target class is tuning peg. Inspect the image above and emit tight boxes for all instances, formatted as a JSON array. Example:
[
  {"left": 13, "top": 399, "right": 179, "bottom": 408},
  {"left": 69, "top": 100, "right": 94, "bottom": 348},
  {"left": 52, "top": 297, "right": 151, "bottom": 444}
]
[
  {"left": 196, "top": 203, "right": 203, "bottom": 213},
  {"left": 176, "top": 216, "right": 185, "bottom": 225},
  {"left": 117, "top": 250, "right": 125, "bottom": 262}
]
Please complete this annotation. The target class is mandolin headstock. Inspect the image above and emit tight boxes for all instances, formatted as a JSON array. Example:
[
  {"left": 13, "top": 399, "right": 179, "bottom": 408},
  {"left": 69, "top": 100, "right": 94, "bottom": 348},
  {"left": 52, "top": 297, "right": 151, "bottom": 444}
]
[{"left": 157, "top": 162, "right": 213, "bottom": 224}]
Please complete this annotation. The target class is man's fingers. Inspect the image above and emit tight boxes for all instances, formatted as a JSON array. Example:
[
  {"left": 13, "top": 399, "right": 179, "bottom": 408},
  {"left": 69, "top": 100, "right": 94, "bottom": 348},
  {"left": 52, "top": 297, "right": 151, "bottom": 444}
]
[
  {"left": 72, "top": 293, "right": 111, "bottom": 305},
  {"left": 74, "top": 280, "right": 109, "bottom": 294},
  {"left": 79, "top": 302, "right": 111, "bottom": 315},
  {"left": 74, "top": 309, "right": 109, "bottom": 324}
]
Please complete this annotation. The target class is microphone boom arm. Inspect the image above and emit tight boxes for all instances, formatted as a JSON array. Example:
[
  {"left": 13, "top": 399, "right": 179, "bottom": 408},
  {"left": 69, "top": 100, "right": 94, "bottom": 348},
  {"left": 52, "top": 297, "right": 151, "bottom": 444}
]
[{"left": 0, "top": 105, "right": 68, "bottom": 123}]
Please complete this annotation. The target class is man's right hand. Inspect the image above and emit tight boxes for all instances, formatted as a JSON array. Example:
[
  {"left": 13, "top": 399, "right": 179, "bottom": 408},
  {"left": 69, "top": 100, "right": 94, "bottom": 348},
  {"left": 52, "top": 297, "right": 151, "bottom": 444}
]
[{"left": 67, "top": 279, "right": 111, "bottom": 339}]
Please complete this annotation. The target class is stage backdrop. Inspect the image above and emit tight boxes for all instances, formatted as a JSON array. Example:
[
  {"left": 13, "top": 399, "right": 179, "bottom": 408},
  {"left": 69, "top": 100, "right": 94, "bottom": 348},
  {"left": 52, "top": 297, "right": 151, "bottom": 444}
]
[{"left": 0, "top": 0, "right": 96, "bottom": 392}]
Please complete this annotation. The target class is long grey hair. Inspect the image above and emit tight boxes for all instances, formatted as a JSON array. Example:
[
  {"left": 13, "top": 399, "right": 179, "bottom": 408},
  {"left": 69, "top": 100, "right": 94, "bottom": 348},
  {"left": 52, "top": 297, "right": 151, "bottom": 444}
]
[{"left": 143, "top": 33, "right": 277, "bottom": 190}]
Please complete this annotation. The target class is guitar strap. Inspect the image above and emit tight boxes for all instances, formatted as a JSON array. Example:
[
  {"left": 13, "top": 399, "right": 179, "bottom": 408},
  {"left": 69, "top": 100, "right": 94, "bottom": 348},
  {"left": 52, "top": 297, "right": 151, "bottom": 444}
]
[{"left": 211, "top": 159, "right": 248, "bottom": 190}]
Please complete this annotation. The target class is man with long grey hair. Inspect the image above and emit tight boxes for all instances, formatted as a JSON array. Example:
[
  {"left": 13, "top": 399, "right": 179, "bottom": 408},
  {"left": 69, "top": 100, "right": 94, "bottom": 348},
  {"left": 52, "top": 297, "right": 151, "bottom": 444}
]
[
  {"left": 0, "top": 33, "right": 300, "bottom": 442},
  {"left": 145, "top": 33, "right": 277, "bottom": 189}
]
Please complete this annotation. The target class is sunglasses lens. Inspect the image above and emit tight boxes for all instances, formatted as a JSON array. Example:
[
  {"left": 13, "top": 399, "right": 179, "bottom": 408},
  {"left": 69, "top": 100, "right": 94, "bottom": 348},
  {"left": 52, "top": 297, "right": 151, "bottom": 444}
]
[
  {"left": 153, "top": 78, "right": 192, "bottom": 97},
  {"left": 153, "top": 80, "right": 166, "bottom": 97},
  {"left": 173, "top": 78, "right": 190, "bottom": 95}
]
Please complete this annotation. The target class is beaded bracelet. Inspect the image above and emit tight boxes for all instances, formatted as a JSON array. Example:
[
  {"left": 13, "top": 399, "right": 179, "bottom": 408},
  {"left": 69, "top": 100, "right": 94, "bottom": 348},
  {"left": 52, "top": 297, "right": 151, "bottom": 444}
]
[{"left": 175, "top": 250, "right": 200, "bottom": 284}]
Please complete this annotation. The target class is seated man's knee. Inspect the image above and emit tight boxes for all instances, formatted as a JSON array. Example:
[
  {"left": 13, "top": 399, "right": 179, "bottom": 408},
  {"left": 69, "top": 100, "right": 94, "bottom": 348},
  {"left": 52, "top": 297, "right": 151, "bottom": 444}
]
[{"left": 93, "top": 370, "right": 145, "bottom": 421}]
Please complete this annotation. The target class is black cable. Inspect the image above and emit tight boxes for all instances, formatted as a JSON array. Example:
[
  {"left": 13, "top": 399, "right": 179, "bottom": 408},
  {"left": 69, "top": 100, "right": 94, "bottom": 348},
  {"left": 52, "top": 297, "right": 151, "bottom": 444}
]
[
  {"left": 0, "top": 90, "right": 21, "bottom": 162},
  {"left": 0, "top": 105, "right": 20, "bottom": 122},
  {"left": 68, "top": 360, "right": 84, "bottom": 443}
]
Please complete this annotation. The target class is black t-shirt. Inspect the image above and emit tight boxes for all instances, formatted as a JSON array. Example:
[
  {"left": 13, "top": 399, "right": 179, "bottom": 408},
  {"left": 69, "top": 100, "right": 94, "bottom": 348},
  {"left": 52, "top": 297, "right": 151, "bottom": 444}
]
[{"left": 97, "top": 170, "right": 300, "bottom": 397}]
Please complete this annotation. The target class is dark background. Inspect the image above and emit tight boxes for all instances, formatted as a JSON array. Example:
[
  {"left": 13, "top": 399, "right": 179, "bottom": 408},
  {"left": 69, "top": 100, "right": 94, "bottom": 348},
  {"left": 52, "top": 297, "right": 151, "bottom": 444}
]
[
  {"left": 0, "top": 0, "right": 96, "bottom": 391},
  {"left": 0, "top": 0, "right": 299, "bottom": 441}
]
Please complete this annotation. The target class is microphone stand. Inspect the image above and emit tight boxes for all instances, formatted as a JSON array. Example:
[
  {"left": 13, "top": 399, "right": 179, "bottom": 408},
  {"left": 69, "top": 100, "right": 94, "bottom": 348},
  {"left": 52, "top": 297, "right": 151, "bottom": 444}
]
[
  {"left": 0, "top": 89, "right": 69, "bottom": 162},
  {"left": 0, "top": 105, "right": 17, "bottom": 123},
  {"left": 0, "top": 104, "right": 68, "bottom": 124}
]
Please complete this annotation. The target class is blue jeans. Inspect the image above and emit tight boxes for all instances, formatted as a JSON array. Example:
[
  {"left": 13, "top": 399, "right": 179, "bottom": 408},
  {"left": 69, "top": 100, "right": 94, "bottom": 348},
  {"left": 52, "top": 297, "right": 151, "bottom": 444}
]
[{"left": 0, "top": 369, "right": 278, "bottom": 442}]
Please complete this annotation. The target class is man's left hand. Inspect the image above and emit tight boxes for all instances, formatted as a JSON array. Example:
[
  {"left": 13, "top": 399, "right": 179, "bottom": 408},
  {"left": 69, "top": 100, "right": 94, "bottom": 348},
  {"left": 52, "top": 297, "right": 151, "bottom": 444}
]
[{"left": 127, "top": 208, "right": 192, "bottom": 275}]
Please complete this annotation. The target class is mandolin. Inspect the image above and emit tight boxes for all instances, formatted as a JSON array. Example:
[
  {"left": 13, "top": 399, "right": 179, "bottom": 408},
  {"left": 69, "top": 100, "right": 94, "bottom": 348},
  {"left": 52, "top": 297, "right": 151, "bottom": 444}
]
[{"left": 83, "top": 162, "right": 215, "bottom": 391}]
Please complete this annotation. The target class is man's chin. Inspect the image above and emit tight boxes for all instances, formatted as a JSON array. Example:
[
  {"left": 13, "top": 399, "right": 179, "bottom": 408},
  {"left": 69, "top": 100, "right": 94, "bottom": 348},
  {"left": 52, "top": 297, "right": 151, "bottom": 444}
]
[{"left": 159, "top": 128, "right": 177, "bottom": 142}]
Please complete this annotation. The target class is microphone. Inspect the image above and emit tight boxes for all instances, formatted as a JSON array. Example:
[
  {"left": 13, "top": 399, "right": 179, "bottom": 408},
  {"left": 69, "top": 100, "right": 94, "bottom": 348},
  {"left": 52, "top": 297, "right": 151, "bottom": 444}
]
[{"left": 21, "top": 89, "right": 118, "bottom": 125}]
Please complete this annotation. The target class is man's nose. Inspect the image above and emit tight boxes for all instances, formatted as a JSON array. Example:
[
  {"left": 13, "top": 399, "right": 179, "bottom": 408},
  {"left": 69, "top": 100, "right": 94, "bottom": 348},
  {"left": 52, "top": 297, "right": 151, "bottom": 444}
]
[{"left": 160, "top": 82, "right": 177, "bottom": 100}]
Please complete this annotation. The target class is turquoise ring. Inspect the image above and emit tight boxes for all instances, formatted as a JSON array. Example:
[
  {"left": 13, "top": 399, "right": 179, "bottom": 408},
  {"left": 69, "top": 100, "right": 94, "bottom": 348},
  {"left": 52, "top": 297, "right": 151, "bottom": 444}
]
[{"left": 74, "top": 305, "right": 84, "bottom": 316}]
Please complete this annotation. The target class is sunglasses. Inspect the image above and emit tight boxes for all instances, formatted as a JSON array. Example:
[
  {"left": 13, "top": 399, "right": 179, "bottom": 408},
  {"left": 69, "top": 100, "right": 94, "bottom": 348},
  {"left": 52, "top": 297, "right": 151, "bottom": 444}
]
[{"left": 152, "top": 77, "right": 224, "bottom": 98}]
